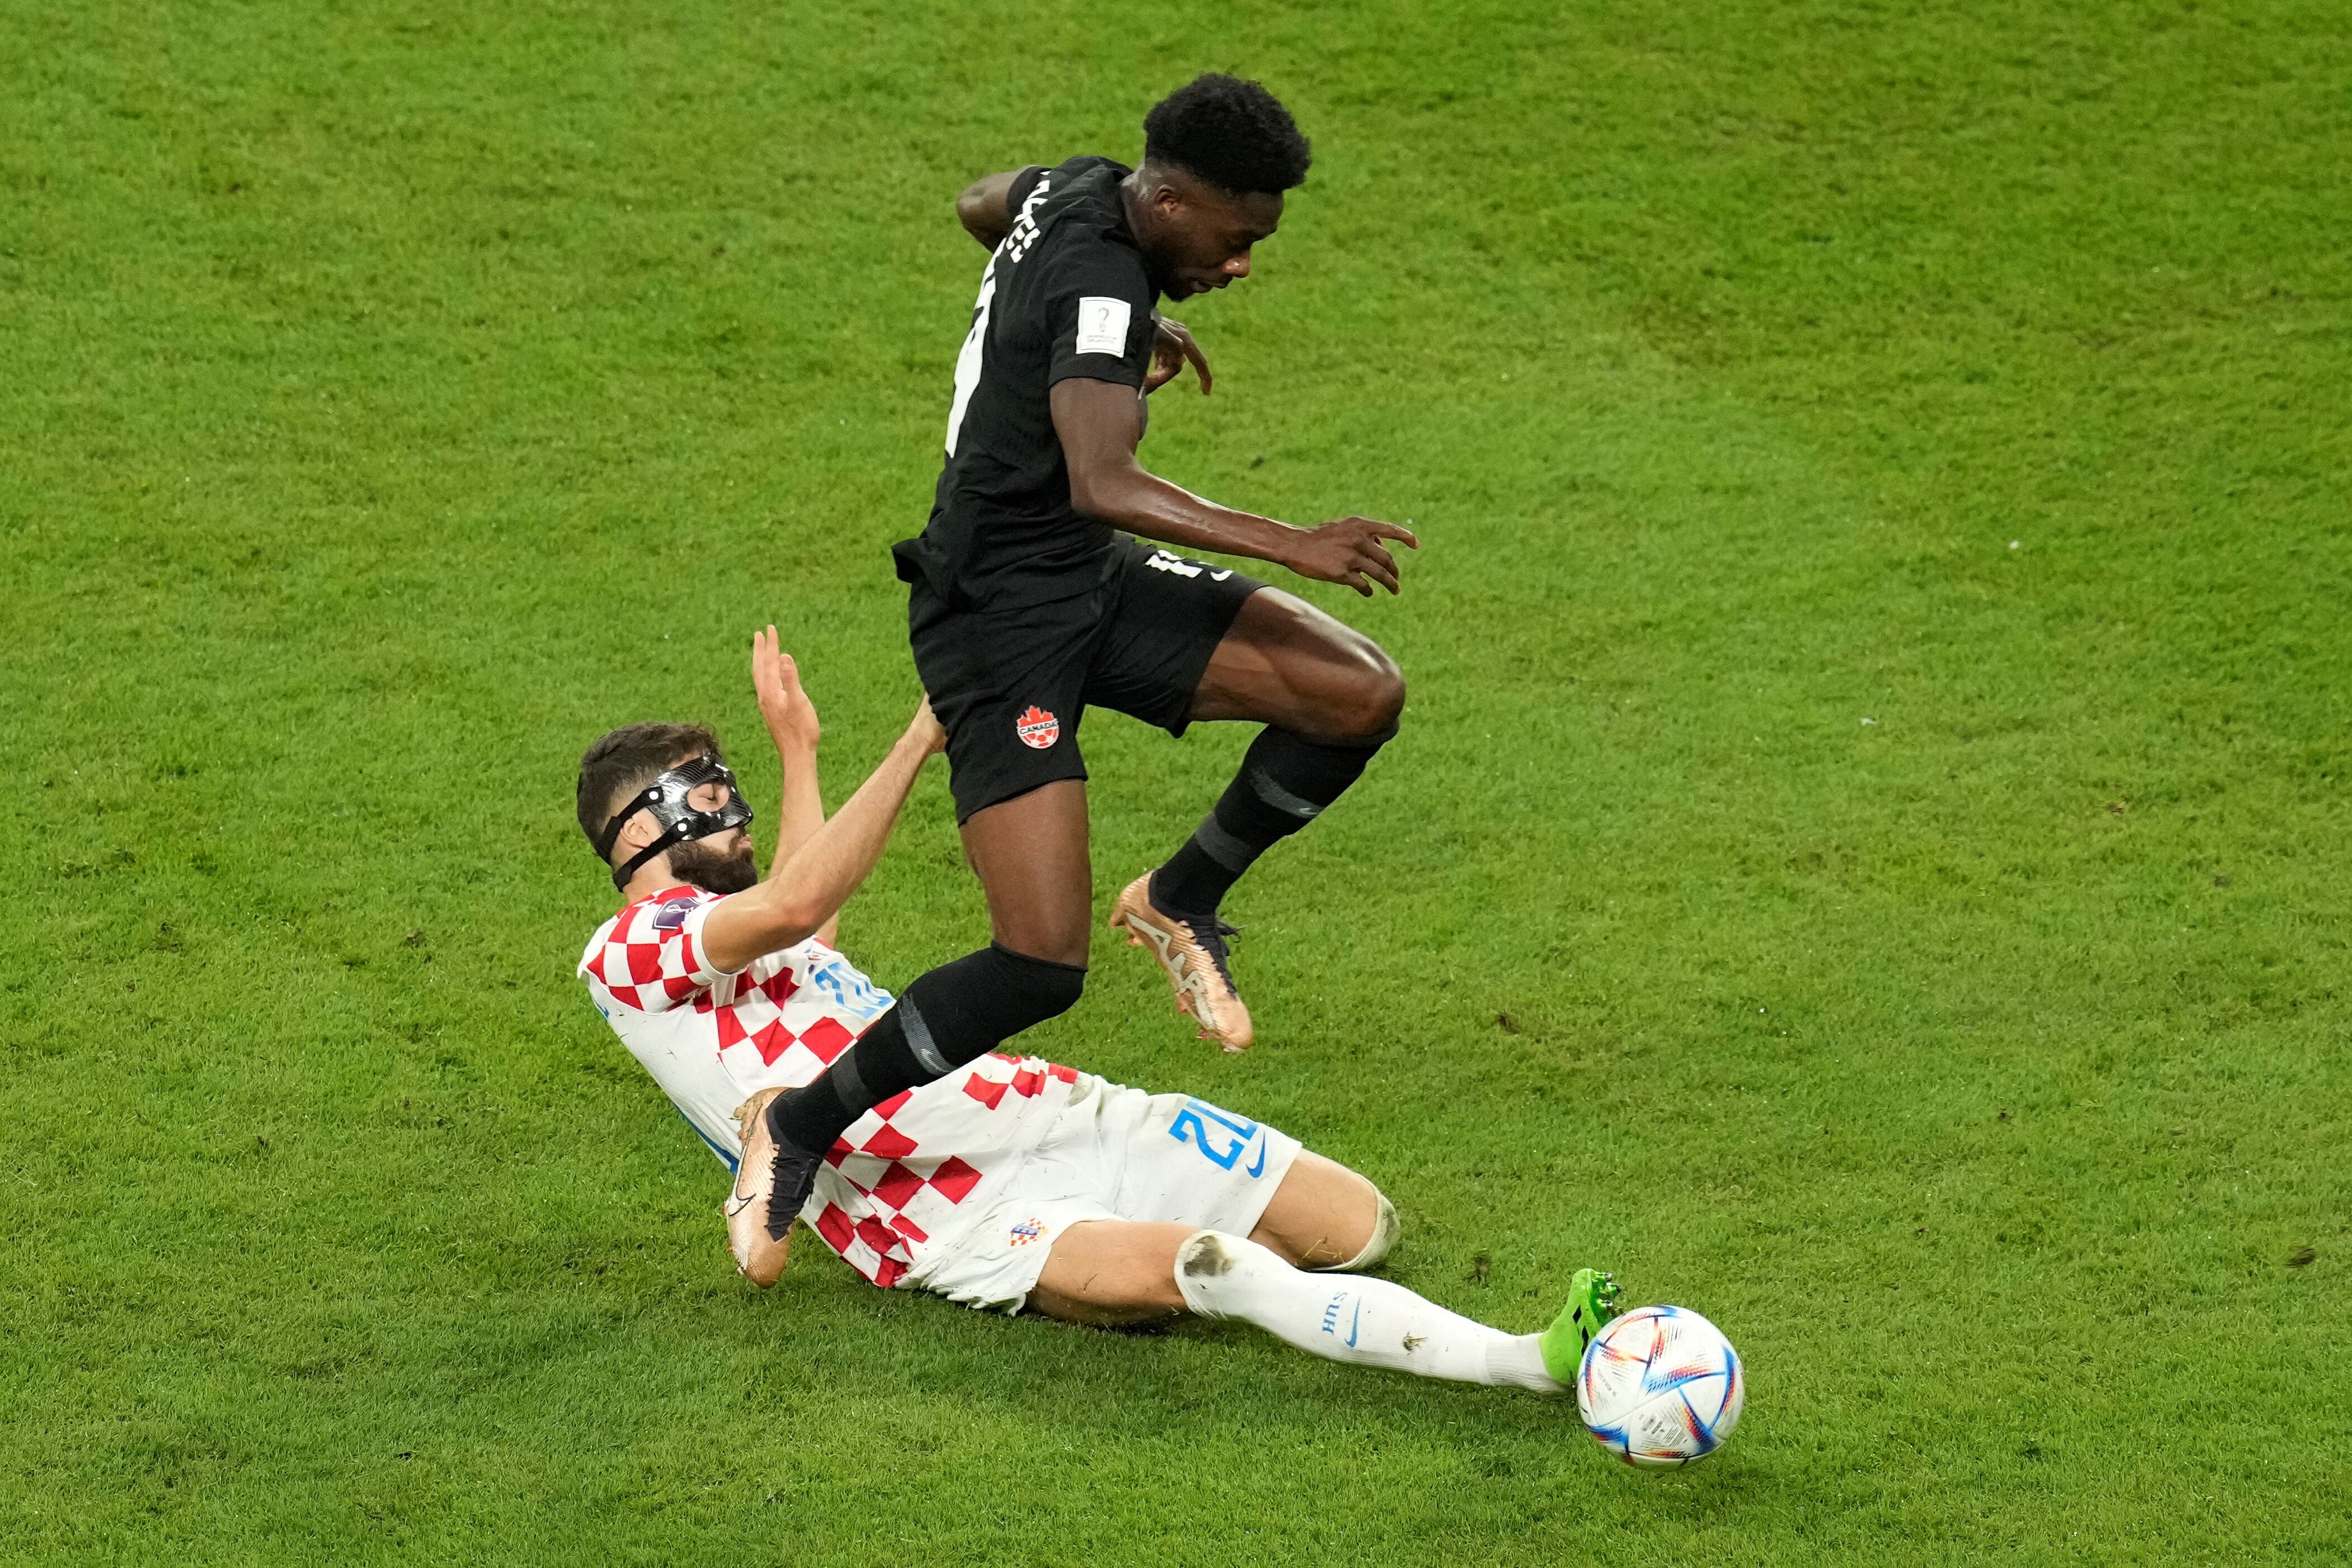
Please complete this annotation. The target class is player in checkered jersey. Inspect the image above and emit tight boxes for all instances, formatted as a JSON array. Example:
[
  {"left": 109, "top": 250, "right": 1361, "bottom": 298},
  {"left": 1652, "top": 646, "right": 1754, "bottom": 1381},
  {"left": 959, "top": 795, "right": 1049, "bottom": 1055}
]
[{"left": 578, "top": 635, "right": 1626, "bottom": 1394}]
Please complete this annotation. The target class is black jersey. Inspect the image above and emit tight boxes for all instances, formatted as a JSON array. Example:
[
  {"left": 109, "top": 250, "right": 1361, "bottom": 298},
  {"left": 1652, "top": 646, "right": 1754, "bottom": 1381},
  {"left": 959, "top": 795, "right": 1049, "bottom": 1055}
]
[{"left": 897, "top": 156, "right": 1160, "bottom": 612}]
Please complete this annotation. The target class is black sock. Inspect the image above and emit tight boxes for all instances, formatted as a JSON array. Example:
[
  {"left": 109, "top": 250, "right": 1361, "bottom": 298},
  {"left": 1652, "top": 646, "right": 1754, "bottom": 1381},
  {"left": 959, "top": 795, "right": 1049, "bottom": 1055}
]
[
  {"left": 1150, "top": 724, "right": 1396, "bottom": 918},
  {"left": 766, "top": 942, "right": 1087, "bottom": 1155}
]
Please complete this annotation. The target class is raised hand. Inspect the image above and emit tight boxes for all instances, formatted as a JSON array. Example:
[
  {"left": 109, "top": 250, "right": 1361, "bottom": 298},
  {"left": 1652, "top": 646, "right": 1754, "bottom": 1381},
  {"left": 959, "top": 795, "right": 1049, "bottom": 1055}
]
[
  {"left": 752, "top": 626, "right": 821, "bottom": 752},
  {"left": 1280, "top": 517, "right": 1422, "bottom": 596},
  {"left": 1146, "top": 315, "right": 1213, "bottom": 396}
]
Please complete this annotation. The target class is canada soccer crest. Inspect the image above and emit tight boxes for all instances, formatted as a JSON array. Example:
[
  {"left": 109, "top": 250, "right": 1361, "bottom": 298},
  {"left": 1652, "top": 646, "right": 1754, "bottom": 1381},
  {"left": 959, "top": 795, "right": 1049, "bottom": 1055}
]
[{"left": 1015, "top": 705, "right": 1060, "bottom": 749}]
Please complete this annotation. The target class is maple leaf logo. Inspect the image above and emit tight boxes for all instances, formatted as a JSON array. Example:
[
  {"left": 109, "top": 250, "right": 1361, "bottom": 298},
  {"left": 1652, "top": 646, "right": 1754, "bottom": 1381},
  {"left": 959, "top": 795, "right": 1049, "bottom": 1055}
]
[{"left": 1015, "top": 705, "right": 1060, "bottom": 749}]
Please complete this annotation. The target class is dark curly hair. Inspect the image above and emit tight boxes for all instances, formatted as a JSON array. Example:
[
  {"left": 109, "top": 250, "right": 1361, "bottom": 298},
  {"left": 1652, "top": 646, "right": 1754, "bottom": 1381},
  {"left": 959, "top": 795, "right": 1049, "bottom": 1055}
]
[
  {"left": 1143, "top": 74, "right": 1311, "bottom": 196},
  {"left": 576, "top": 721, "right": 723, "bottom": 858}
]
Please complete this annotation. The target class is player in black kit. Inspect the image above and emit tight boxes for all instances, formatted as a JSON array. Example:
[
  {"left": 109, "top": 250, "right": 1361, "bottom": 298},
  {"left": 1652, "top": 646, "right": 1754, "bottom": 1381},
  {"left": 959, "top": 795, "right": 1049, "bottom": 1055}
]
[{"left": 730, "top": 74, "right": 1417, "bottom": 1257}]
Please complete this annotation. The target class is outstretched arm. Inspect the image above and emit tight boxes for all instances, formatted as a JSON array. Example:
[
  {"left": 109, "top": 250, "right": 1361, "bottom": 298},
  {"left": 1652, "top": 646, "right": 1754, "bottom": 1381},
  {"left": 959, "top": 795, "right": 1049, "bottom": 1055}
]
[
  {"left": 698, "top": 698, "right": 945, "bottom": 974},
  {"left": 955, "top": 169, "right": 1028, "bottom": 249},
  {"left": 750, "top": 627, "right": 837, "bottom": 948},
  {"left": 1050, "top": 377, "right": 1420, "bottom": 596}
]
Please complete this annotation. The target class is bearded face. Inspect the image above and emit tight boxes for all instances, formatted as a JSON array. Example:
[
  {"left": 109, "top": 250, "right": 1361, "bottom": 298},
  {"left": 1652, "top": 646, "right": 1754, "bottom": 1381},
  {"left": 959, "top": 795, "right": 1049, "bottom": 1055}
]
[{"left": 663, "top": 831, "right": 759, "bottom": 894}]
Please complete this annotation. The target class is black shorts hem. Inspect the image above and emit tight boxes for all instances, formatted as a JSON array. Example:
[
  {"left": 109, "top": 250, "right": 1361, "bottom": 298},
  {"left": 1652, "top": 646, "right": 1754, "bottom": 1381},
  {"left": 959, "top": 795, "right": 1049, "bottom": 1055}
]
[
  {"left": 1137, "top": 577, "right": 1255, "bottom": 740},
  {"left": 908, "top": 538, "right": 1265, "bottom": 824},
  {"left": 951, "top": 769, "right": 1090, "bottom": 826}
]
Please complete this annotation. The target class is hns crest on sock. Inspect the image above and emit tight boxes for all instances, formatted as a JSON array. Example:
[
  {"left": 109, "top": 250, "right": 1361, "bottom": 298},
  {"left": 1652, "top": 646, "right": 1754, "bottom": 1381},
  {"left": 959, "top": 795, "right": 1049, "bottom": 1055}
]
[{"left": 1015, "top": 705, "right": 1061, "bottom": 749}]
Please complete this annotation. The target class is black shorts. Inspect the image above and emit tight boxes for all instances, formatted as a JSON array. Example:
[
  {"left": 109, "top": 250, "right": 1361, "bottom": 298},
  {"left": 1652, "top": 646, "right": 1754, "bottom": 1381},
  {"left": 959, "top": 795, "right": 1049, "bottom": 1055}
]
[{"left": 900, "top": 538, "right": 1263, "bottom": 822}]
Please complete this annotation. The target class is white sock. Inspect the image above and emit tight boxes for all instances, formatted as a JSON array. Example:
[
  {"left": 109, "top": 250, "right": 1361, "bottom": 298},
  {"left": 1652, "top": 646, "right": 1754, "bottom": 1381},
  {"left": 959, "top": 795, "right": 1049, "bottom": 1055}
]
[{"left": 1173, "top": 1231, "right": 1561, "bottom": 1393}]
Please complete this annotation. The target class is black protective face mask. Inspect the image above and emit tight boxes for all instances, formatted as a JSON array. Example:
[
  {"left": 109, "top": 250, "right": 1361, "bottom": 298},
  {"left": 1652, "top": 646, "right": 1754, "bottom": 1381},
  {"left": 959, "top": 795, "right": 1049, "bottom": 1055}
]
[{"left": 595, "top": 757, "right": 755, "bottom": 892}]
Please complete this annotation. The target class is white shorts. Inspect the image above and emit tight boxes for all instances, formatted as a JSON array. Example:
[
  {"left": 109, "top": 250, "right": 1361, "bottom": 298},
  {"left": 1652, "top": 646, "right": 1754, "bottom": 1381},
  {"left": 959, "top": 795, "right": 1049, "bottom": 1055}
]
[{"left": 905, "top": 1076, "right": 1303, "bottom": 1313}]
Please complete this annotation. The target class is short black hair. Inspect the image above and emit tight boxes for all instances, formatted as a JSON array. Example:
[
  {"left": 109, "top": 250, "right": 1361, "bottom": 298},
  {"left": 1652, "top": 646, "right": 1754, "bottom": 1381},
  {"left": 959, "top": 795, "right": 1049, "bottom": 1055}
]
[
  {"left": 1143, "top": 74, "right": 1311, "bottom": 196},
  {"left": 576, "top": 721, "right": 723, "bottom": 860}
]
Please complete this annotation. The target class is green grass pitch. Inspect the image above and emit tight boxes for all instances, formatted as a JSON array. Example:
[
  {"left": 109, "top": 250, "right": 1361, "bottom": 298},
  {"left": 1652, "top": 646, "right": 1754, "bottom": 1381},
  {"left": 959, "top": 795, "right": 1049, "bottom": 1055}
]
[{"left": 4, "top": 0, "right": 2347, "bottom": 1560}]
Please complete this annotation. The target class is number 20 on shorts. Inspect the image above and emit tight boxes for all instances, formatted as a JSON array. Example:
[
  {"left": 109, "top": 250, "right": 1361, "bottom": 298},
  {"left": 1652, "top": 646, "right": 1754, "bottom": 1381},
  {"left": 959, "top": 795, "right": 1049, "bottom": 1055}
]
[{"left": 1170, "top": 1100, "right": 1263, "bottom": 1173}]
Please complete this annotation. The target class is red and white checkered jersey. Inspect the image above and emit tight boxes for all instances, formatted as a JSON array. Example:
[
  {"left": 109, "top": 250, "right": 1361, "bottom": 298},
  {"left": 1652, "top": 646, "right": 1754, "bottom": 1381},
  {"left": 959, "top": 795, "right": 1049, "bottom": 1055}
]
[{"left": 579, "top": 884, "right": 1083, "bottom": 1288}]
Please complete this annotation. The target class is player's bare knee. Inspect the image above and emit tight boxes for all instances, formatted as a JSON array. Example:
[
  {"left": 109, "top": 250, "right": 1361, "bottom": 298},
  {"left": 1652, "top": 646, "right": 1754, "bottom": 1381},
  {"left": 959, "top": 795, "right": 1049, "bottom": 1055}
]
[
  {"left": 1356, "top": 647, "right": 1406, "bottom": 734},
  {"left": 1351, "top": 1188, "right": 1399, "bottom": 1269},
  {"left": 1305, "top": 1178, "right": 1397, "bottom": 1271},
  {"left": 988, "top": 904, "right": 1095, "bottom": 969},
  {"left": 1005, "top": 930, "right": 1092, "bottom": 974},
  {"left": 1323, "top": 645, "right": 1404, "bottom": 739}
]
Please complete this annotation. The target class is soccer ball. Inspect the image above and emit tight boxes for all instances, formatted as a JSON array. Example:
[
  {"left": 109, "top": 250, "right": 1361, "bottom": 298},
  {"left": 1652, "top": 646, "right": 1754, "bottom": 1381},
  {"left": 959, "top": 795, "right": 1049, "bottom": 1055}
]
[{"left": 1575, "top": 1304, "right": 1744, "bottom": 1467}]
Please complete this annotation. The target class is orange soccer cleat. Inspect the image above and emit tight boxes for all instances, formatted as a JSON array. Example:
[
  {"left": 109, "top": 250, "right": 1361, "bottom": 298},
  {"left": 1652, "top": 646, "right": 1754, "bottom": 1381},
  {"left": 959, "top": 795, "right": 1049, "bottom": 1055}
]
[
  {"left": 1109, "top": 874, "right": 1254, "bottom": 1053},
  {"left": 725, "top": 1089, "right": 802, "bottom": 1287}
]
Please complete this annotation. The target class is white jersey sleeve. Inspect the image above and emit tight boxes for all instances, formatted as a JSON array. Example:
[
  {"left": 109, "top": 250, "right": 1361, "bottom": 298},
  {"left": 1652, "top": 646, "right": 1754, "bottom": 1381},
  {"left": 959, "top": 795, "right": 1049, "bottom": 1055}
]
[{"left": 576, "top": 887, "right": 731, "bottom": 1015}]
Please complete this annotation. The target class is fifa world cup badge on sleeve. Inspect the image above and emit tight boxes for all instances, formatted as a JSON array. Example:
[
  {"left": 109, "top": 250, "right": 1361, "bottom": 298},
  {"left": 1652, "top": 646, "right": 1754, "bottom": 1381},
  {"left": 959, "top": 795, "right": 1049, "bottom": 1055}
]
[{"left": 1075, "top": 296, "right": 1132, "bottom": 356}]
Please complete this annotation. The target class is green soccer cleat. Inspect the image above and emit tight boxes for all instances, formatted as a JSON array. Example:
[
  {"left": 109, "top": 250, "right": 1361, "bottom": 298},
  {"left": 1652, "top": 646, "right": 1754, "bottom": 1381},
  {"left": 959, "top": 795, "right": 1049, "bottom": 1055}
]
[{"left": 1538, "top": 1267, "right": 1625, "bottom": 1387}]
